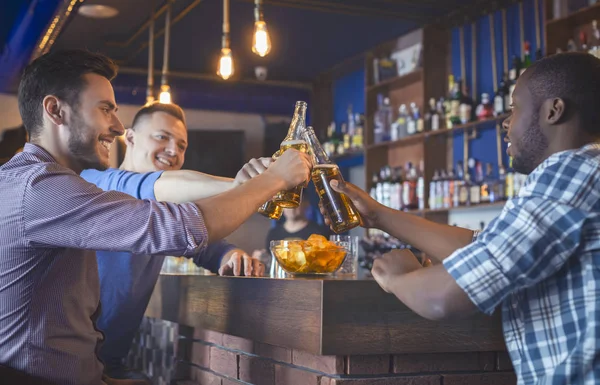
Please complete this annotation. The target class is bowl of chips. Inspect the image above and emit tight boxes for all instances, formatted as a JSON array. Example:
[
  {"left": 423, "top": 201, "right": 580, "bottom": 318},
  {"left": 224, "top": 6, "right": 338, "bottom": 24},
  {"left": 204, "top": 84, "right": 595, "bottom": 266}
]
[{"left": 270, "top": 234, "right": 348, "bottom": 275}]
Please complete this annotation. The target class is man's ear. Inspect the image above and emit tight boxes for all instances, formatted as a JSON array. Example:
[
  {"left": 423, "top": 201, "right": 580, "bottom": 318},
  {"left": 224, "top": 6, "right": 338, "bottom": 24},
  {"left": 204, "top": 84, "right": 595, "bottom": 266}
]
[
  {"left": 124, "top": 128, "right": 135, "bottom": 147},
  {"left": 544, "top": 97, "right": 566, "bottom": 125},
  {"left": 42, "top": 95, "right": 67, "bottom": 126}
]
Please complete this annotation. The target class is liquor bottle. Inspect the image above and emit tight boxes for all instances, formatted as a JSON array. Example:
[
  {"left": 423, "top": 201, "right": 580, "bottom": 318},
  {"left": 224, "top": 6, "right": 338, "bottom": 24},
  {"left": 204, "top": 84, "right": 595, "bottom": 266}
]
[
  {"left": 339, "top": 123, "right": 348, "bottom": 155},
  {"left": 496, "top": 165, "right": 506, "bottom": 201},
  {"left": 476, "top": 93, "right": 494, "bottom": 121},
  {"left": 391, "top": 104, "right": 408, "bottom": 141},
  {"left": 437, "top": 98, "right": 446, "bottom": 130},
  {"left": 413, "top": 103, "right": 424, "bottom": 133},
  {"left": 520, "top": 41, "right": 532, "bottom": 76},
  {"left": 446, "top": 168, "right": 455, "bottom": 208},
  {"left": 390, "top": 168, "right": 401, "bottom": 211},
  {"left": 494, "top": 74, "right": 508, "bottom": 116},
  {"left": 508, "top": 56, "right": 522, "bottom": 105},
  {"left": 459, "top": 79, "right": 474, "bottom": 124},
  {"left": 469, "top": 159, "right": 482, "bottom": 205},
  {"left": 449, "top": 75, "right": 462, "bottom": 127},
  {"left": 427, "top": 98, "right": 440, "bottom": 131},
  {"left": 506, "top": 158, "right": 515, "bottom": 199},
  {"left": 370, "top": 173, "right": 379, "bottom": 202},
  {"left": 402, "top": 162, "right": 418, "bottom": 210},
  {"left": 453, "top": 164, "right": 462, "bottom": 208},
  {"left": 435, "top": 170, "right": 444, "bottom": 210},
  {"left": 480, "top": 163, "right": 493, "bottom": 204},
  {"left": 441, "top": 170, "right": 450, "bottom": 209},
  {"left": 567, "top": 38, "right": 577, "bottom": 52},
  {"left": 303, "top": 126, "right": 362, "bottom": 234},
  {"left": 381, "top": 166, "right": 392, "bottom": 208},
  {"left": 272, "top": 101, "right": 308, "bottom": 208},
  {"left": 406, "top": 105, "right": 417, "bottom": 136},
  {"left": 429, "top": 170, "right": 439, "bottom": 210},
  {"left": 460, "top": 170, "right": 471, "bottom": 206},
  {"left": 417, "top": 160, "right": 425, "bottom": 210},
  {"left": 347, "top": 104, "right": 355, "bottom": 136}
]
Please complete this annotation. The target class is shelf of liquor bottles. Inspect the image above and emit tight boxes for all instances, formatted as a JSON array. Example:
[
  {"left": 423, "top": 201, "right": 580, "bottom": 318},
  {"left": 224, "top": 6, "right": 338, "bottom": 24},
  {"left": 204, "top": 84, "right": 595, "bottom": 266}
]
[
  {"left": 365, "top": 113, "right": 510, "bottom": 151},
  {"left": 546, "top": 0, "right": 600, "bottom": 56}
]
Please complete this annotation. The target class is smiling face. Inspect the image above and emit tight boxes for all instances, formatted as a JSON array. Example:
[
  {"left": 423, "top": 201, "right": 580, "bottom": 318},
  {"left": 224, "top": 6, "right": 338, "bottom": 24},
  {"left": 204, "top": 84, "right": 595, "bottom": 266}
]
[
  {"left": 65, "top": 73, "right": 124, "bottom": 170},
  {"left": 125, "top": 111, "right": 188, "bottom": 172},
  {"left": 502, "top": 73, "right": 550, "bottom": 175}
]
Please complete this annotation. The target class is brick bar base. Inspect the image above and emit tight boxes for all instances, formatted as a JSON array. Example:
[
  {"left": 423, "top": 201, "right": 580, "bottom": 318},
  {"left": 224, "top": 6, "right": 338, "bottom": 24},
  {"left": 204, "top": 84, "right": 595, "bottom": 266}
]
[{"left": 174, "top": 328, "right": 516, "bottom": 385}]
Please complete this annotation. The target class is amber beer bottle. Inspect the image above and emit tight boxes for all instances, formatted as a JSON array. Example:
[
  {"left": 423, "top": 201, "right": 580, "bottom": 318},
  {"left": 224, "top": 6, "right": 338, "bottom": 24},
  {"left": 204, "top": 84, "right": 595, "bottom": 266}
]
[
  {"left": 272, "top": 101, "right": 308, "bottom": 208},
  {"left": 303, "top": 126, "right": 362, "bottom": 233},
  {"left": 258, "top": 151, "right": 283, "bottom": 219}
]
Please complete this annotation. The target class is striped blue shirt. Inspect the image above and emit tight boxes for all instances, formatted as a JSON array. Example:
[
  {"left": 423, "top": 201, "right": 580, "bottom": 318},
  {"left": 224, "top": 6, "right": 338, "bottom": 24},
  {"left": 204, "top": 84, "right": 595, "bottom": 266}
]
[
  {"left": 0, "top": 144, "right": 209, "bottom": 385},
  {"left": 444, "top": 144, "right": 600, "bottom": 384}
]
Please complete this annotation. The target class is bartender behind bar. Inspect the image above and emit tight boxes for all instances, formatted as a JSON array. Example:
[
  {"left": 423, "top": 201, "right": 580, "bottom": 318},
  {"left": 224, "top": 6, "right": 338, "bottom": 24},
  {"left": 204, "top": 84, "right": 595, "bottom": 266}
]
[{"left": 321, "top": 52, "right": 600, "bottom": 384}]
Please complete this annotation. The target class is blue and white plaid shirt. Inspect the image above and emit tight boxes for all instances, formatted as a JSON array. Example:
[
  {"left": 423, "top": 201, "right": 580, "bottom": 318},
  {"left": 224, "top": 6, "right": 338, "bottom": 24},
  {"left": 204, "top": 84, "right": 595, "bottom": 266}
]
[{"left": 444, "top": 143, "right": 600, "bottom": 384}]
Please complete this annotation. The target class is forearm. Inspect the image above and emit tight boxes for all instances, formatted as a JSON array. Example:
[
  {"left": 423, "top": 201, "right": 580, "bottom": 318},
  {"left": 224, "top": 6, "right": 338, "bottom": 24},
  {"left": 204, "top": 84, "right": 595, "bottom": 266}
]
[
  {"left": 388, "top": 265, "right": 477, "bottom": 320},
  {"left": 195, "top": 172, "right": 286, "bottom": 241},
  {"left": 375, "top": 206, "right": 474, "bottom": 261},
  {"left": 154, "top": 170, "right": 235, "bottom": 203}
]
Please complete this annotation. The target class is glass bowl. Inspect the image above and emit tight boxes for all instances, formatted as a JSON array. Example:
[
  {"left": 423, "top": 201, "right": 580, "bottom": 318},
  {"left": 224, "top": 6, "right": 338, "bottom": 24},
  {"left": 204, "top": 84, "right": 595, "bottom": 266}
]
[{"left": 270, "top": 239, "right": 348, "bottom": 275}]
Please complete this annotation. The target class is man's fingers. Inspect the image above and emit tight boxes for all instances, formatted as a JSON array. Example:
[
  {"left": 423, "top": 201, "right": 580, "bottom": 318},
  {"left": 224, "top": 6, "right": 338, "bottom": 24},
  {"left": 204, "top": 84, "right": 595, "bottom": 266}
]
[
  {"left": 230, "top": 252, "right": 242, "bottom": 276},
  {"left": 249, "top": 158, "right": 268, "bottom": 173},
  {"left": 252, "top": 258, "right": 264, "bottom": 277},
  {"left": 242, "top": 254, "right": 253, "bottom": 276}
]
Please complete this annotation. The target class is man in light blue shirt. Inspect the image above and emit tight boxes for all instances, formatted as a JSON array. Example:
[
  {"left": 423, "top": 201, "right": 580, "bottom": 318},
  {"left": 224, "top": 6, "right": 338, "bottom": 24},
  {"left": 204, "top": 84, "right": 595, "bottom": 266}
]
[{"left": 81, "top": 102, "right": 269, "bottom": 381}]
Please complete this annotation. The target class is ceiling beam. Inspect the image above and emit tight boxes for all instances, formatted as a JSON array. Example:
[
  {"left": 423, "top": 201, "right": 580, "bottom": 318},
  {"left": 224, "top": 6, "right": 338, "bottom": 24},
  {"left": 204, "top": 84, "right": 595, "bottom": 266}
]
[
  {"left": 237, "top": 0, "right": 428, "bottom": 22},
  {"left": 122, "top": 0, "right": 203, "bottom": 64},
  {"left": 106, "top": 1, "right": 170, "bottom": 48},
  {"left": 118, "top": 67, "right": 314, "bottom": 90}
]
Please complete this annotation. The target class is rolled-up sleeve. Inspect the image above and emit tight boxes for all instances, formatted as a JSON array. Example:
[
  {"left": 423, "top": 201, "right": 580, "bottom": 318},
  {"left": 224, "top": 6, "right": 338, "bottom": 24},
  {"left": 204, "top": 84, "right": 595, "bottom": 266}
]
[
  {"left": 443, "top": 197, "right": 586, "bottom": 315},
  {"left": 24, "top": 164, "right": 208, "bottom": 257}
]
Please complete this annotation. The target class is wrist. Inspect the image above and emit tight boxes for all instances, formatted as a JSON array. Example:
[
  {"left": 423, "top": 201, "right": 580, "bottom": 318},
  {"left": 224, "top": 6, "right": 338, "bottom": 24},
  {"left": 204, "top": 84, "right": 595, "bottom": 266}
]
[{"left": 257, "top": 170, "right": 287, "bottom": 194}]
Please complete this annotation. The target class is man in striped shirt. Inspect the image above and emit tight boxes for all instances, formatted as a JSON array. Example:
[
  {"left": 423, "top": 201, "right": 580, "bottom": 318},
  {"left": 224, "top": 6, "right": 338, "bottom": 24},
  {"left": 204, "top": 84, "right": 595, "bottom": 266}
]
[
  {"left": 0, "top": 49, "right": 312, "bottom": 385},
  {"left": 324, "top": 52, "right": 600, "bottom": 384}
]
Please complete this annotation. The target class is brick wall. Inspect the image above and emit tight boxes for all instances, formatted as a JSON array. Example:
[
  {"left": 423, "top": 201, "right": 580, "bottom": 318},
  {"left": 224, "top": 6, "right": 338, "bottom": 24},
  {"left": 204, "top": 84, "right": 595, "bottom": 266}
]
[{"left": 175, "top": 328, "right": 516, "bottom": 385}]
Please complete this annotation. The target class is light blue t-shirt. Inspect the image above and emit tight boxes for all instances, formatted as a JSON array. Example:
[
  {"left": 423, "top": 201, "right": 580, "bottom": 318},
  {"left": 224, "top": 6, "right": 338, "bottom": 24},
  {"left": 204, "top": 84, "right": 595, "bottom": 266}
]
[{"left": 80, "top": 168, "right": 235, "bottom": 368}]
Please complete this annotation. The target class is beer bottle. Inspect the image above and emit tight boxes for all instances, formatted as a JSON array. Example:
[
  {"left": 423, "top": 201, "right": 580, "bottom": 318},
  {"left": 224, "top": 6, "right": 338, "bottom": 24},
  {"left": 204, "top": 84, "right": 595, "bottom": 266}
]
[
  {"left": 258, "top": 151, "right": 283, "bottom": 220},
  {"left": 272, "top": 101, "right": 308, "bottom": 208},
  {"left": 303, "top": 126, "right": 362, "bottom": 234}
]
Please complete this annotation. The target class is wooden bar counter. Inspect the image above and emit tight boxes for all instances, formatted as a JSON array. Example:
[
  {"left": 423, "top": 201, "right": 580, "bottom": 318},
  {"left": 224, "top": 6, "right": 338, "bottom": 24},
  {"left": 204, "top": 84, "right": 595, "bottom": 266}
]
[{"left": 145, "top": 274, "right": 516, "bottom": 385}]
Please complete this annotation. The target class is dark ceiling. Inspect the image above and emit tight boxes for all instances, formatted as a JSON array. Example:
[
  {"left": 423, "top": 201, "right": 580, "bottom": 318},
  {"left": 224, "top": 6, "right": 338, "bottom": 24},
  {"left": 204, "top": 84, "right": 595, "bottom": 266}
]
[{"left": 49, "top": 0, "right": 488, "bottom": 83}]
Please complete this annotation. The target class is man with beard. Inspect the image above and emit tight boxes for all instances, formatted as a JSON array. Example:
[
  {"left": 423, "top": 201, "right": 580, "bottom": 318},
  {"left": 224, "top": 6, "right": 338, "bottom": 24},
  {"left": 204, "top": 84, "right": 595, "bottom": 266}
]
[
  {"left": 0, "top": 49, "right": 312, "bottom": 385},
  {"left": 320, "top": 52, "right": 600, "bottom": 384},
  {"left": 80, "top": 101, "right": 268, "bottom": 381}
]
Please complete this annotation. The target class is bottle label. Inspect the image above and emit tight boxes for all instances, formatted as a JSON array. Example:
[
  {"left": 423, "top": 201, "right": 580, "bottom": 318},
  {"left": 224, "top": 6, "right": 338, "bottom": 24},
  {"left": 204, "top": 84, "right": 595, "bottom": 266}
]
[
  {"left": 459, "top": 186, "right": 469, "bottom": 204},
  {"left": 470, "top": 186, "right": 480, "bottom": 204},
  {"left": 431, "top": 114, "right": 439, "bottom": 131},
  {"left": 494, "top": 96, "right": 504, "bottom": 114},
  {"left": 407, "top": 121, "right": 416, "bottom": 135},
  {"left": 509, "top": 69, "right": 517, "bottom": 81}
]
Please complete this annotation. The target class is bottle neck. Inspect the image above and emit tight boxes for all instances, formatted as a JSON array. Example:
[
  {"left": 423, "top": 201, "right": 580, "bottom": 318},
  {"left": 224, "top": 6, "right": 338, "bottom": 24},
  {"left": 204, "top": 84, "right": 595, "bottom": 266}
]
[
  {"left": 284, "top": 103, "right": 307, "bottom": 142},
  {"left": 303, "top": 128, "right": 332, "bottom": 165}
]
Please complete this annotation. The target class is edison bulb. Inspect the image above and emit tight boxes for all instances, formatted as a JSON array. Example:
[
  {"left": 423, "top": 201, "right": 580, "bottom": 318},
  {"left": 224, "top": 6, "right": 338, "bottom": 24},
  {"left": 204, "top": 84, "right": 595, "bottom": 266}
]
[
  {"left": 159, "top": 85, "right": 171, "bottom": 104},
  {"left": 252, "top": 21, "right": 271, "bottom": 57},
  {"left": 217, "top": 47, "right": 234, "bottom": 80}
]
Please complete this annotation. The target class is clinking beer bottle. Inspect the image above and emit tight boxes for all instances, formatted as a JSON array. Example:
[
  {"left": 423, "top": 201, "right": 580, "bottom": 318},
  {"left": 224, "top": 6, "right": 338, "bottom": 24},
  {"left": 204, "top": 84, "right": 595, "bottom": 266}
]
[
  {"left": 303, "top": 126, "right": 362, "bottom": 234},
  {"left": 272, "top": 101, "right": 309, "bottom": 208},
  {"left": 258, "top": 151, "right": 283, "bottom": 219}
]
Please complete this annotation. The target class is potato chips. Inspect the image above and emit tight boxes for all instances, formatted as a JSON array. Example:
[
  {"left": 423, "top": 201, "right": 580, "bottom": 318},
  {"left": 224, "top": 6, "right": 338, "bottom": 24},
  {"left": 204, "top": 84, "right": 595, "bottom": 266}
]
[{"left": 270, "top": 235, "right": 347, "bottom": 274}]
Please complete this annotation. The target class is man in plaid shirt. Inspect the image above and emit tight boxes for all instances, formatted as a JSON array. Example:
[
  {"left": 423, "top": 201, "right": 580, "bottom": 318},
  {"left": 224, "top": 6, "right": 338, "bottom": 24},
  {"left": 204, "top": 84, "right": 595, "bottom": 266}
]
[{"left": 323, "top": 52, "right": 600, "bottom": 383}]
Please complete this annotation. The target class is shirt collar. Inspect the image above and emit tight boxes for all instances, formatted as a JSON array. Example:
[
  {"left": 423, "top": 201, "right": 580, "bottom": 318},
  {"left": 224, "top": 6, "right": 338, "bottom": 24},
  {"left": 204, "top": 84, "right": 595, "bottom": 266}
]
[{"left": 23, "top": 143, "right": 58, "bottom": 164}]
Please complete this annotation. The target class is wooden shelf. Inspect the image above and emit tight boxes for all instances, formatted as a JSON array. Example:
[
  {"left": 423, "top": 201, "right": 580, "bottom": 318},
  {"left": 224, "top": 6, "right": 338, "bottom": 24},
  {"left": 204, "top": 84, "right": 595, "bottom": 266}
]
[
  {"left": 406, "top": 201, "right": 506, "bottom": 216},
  {"left": 366, "top": 69, "right": 423, "bottom": 94},
  {"left": 365, "top": 113, "right": 509, "bottom": 150},
  {"left": 546, "top": 2, "right": 600, "bottom": 29}
]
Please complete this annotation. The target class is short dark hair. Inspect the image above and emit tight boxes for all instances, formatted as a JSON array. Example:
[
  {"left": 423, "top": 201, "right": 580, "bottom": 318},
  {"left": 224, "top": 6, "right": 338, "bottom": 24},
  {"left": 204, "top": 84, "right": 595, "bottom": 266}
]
[
  {"left": 18, "top": 49, "right": 117, "bottom": 139},
  {"left": 526, "top": 52, "right": 600, "bottom": 135},
  {"left": 131, "top": 102, "right": 186, "bottom": 130}
]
